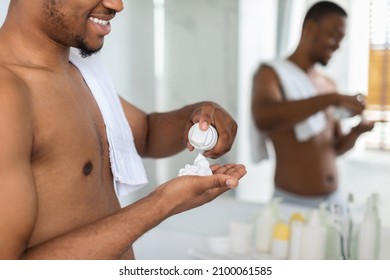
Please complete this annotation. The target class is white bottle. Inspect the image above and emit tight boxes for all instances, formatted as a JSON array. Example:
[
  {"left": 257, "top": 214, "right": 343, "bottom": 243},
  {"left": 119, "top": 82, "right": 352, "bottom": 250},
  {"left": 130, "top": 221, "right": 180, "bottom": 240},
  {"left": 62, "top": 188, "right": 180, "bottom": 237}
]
[
  {"left": 188, "top": 123, "right": 218, "bottom": 151},
  {"left": 320, "top": 203, "right": 342, "bottom": 260},
  {"left": 357, "top": 209, "right": 377, "bottom": 259},
  {"left": 270, "top": 222, "right": 290, "bottom": 259},
  {"left": 288, "top": 213, "right": 305, "bottom": 260},
  {"left": 300, "top": 210, "right": 327, "bottom": 260},
  {"left": 357, "top": 193, "right": 381, "bottom": 260},
  {"left": 255, "top": 199, "right": 280, "bottom": 254},
  {"left": 229, "top": 221, "right": 253, "bottom": 255},
  {"left": 178, "top": 123, "right": 218, "bottom": 176}
]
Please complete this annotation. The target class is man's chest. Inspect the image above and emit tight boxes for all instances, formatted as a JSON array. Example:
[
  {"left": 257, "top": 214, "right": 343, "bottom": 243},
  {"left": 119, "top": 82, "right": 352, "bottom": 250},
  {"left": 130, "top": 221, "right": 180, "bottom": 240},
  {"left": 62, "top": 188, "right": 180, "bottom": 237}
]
[{"left": 26, "top": 69, "right": 109, "bottom": 166}]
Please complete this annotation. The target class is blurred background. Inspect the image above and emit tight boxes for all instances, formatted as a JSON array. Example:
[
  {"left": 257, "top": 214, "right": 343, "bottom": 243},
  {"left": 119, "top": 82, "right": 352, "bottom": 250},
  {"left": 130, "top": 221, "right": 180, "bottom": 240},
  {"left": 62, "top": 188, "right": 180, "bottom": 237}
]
[{"left": 1, "top": 0, "right": 389, "bottom": 226}]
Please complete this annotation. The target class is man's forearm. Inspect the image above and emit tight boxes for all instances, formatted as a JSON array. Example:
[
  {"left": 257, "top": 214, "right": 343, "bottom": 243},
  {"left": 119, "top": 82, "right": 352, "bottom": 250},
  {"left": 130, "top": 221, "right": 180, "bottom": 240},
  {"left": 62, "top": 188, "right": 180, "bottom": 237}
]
[
  {"left": 145, "top": 102, "right": 207, "bottom": 158},
  {"left": 254, "top": 94, "right": 337, "bottom": 132},
  {"left": 21, "top": 192, "right": 168, "bottom": 260},
  {"left": 335, "top": 128, "right": 361, "bottom": 156}
]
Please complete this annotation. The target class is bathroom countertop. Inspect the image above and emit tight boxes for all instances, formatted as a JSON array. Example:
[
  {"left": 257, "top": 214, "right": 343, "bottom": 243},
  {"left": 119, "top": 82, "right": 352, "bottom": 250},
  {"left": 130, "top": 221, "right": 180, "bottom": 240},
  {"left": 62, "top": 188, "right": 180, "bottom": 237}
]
[{"left": 133, "top": 196, "right": 390, "bottom": 260}]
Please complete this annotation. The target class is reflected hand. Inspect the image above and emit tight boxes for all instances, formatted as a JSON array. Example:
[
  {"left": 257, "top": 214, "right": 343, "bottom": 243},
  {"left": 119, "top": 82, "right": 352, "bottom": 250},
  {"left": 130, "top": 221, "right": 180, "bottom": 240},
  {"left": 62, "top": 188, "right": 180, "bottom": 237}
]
[
  {"left": 185, "top": 102, "right": 237, "bottom": 159},
  {"left": 352, "top": 119, "right": 375, "bottom": 134},
  {"left": 337, "top": 93, "right": 366, "bottom": 116}
]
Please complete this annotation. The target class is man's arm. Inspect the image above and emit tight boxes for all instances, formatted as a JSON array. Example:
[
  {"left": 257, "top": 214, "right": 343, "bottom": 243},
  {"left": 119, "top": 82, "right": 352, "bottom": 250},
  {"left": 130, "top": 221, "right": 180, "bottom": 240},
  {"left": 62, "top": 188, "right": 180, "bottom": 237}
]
[
  {"left": 333, "top": 119, "right": 375, "bottom": 156},
  {"left": 251, "top": 65, "right": 365, "bottom": 133},
  {"left": 120, "top": 97, "right": 237, "bottom": 159},
  {"left": 0, "top": 72, "right": 37, "bottom": 259},
  {"left": 22, "top": 167, "right": 246, "bottom": 259}
]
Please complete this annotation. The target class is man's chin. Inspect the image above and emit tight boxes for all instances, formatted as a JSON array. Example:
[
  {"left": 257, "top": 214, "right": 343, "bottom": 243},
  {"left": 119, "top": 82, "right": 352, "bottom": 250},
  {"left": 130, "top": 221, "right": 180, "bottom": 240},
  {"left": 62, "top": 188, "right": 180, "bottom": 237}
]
[
  {"left": 78, "top": 47, "right": 102, "bottom": 58},
  {"left": 319, "top": 59, "right": 329, "bottom": 66}
]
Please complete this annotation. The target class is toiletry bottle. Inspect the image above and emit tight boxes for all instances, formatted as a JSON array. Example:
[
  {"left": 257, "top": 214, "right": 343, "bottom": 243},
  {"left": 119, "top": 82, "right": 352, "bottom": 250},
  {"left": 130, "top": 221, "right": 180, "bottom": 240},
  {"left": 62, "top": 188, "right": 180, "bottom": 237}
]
[
  {"left": 229, "top": 221, "right": 253, "bottom": 255},
  {"left": 179, "top": 123, "right": 217, "bottom": 176},
  {"left": 357, "top": 193, "right": 381, "bottom": 260},
  {"left": 371, "top": 193, "right": 381, "bottom": 259},
  {"left": 288, "top": 212, "right": 305, "bottom": 260},
  {"left": 271, "top": 222, "right": 290, "bottom": 259},
  {"left": 345, "top": 193, "right": 355, "bottom": 259},
  {"left": 255, "top": 198, "right": 281, "bottom": 254},
  {"left": 300, "top": 209, "right": 327, "bottom": 260},
  {"left": 320, "top": 203, "right": 341, "bottom": 260}
]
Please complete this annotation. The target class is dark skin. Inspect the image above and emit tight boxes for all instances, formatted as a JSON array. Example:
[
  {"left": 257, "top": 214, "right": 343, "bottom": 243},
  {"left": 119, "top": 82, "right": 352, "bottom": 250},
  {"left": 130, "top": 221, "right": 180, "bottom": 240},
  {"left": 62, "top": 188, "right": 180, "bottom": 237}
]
[
  {"left": 0, "top": 0, "right": 246, "bottom": 259},
  {"left": 252, "top": 12, "right": 374, "bottom": 196}
]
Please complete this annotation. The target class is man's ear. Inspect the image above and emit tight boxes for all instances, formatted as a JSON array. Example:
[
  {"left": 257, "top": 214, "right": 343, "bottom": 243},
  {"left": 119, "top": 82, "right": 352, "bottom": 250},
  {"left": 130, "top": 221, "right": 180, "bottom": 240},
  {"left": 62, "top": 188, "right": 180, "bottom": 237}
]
[{"left": 303, "top": 20, "right": 317, "bottom": 34}]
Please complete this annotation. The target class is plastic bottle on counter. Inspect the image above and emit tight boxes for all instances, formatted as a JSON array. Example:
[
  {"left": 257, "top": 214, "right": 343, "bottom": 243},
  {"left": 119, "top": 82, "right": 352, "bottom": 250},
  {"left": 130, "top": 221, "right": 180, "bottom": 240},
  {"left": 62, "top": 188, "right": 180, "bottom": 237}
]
[
  {"left": 228, "top": 221, "right": 253, "bottom": 255},
  {"left": 288, "top": 212, "right": 305, "bottom": 260},
  {"left": 320, "top": 203, "right": 342, "bottom": 260},
  {"left": 300, "top": 209, "right": 327, "bottom": 260},
  {"left": 357, "top": 193, "right": 381, "bottom": 260},
  {"left": 271, "top": 222, "right": 290, "bottom": 259},
  {"left": 255, "top": 198, "right": 281, "bottom": 254}
]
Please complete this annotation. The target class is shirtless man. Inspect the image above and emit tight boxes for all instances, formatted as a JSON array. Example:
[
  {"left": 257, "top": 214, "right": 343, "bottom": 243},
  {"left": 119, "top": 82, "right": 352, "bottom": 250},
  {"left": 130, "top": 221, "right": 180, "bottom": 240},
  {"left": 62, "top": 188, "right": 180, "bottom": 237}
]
[
  {"left": 251, "top": 1, "right": 374, "bottom": 209},
  {"left": 0, "top": 0, "right": 246, "bottom": 259}
]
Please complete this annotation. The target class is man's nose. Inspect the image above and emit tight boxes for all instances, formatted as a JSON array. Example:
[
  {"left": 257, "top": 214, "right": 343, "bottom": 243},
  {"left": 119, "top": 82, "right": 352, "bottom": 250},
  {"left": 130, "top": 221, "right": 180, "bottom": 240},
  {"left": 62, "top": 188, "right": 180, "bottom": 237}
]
[
  {"left": 102, "top": 0, "right": 124, "bottom": 13},
  {"left": 328, "top": 38, "right": 340, "bottom": 51}
]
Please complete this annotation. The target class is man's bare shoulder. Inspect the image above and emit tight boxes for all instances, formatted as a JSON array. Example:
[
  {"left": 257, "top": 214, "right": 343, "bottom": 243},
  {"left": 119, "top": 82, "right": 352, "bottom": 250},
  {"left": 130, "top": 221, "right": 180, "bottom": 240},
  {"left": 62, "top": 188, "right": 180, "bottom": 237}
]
[
  {"left": 0, "top": 65, "right": 30, "bottom": 100},
  {"left": 252, "top": 63, "right": 282, "bottom": 102},
  {"left": 253, "top": 63, "right": 278, "bottom": 80},
  {"left": 0, "top": 65, "right": 33, "bottom": 125}
]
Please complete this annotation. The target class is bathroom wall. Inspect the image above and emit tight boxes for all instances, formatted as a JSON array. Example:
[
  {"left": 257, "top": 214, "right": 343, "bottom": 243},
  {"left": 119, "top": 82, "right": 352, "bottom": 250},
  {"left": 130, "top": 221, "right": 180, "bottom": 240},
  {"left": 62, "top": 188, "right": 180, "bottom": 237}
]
[
  {"left": 0, "top": 0, "right": 10, "bottom": 23},
  {"left": 154, "top": 0, "right": 240, "bottom": 184}
]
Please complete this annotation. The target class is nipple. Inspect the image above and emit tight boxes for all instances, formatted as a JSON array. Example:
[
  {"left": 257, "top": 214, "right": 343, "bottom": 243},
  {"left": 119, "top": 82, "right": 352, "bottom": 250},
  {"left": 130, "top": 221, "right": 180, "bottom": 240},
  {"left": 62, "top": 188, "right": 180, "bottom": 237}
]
[{"left": 82, "top": 161, "right": 93, "bottom": 176}]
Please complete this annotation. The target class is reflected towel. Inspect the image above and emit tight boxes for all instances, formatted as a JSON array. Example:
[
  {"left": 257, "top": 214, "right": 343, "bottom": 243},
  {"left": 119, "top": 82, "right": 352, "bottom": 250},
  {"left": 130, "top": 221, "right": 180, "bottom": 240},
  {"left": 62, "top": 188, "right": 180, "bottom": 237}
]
[
  {"left": 265, "top": 60, "right": 326, "bottom": 141},
  {"left": 69, "top": 48, "right": 148, "bottom": 196},
  {"left": 250, "top": 116, "right": 269, "bottom": 162}
]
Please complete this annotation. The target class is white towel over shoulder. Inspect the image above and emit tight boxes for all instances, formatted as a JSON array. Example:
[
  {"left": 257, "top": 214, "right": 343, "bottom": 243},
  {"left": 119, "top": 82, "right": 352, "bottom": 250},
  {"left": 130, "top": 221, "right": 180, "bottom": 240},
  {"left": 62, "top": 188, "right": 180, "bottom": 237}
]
[
  {"left": 69, "top": 48, "right": 148, "bottom": 196},
  {"left": 265, "top": 60, "right": 326, "bottom": 141}
]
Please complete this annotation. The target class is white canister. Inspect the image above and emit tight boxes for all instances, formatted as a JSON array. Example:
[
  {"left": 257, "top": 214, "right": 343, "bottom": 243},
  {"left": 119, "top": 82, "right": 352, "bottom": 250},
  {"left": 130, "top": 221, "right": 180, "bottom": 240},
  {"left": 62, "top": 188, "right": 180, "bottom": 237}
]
[
  {"left": 255, "top": 206, "right": 277, "bottom": 254},
  {"left": 288, "top": 219, "right": 304, "bottom": 260},
  {"left": 300, "top": 210, "right": 327, "bottom": 260},
  {"left": 270, "top": 222, "right": 290, "bottom": 259},
  {"left": 228, "top": 221, "right": 253, "bottom": 255}
]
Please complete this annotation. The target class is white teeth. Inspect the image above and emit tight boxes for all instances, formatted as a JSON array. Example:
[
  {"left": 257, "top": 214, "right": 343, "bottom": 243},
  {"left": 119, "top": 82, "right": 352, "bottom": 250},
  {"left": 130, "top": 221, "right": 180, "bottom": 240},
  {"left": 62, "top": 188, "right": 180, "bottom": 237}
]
[{"left": 89, "top": 17, "right": 109, "bottom": 26}]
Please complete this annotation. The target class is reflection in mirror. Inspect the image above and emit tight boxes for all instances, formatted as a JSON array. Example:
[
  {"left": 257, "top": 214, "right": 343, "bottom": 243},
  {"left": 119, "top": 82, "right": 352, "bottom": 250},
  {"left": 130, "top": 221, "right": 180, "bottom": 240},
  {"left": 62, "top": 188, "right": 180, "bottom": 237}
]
[
  {"left": 143, "top": 0, "right": 390, "bottom": 227},
  {"left": 237, "top": 0, "right": 389, "bottom": 228}
]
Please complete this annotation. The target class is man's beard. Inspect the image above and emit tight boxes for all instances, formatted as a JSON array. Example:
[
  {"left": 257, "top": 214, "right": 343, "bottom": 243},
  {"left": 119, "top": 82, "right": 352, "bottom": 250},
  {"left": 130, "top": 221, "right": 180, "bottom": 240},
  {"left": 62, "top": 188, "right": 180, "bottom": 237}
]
[{"left": 76, "top": 36, "right": 102, "bottom": 58}]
